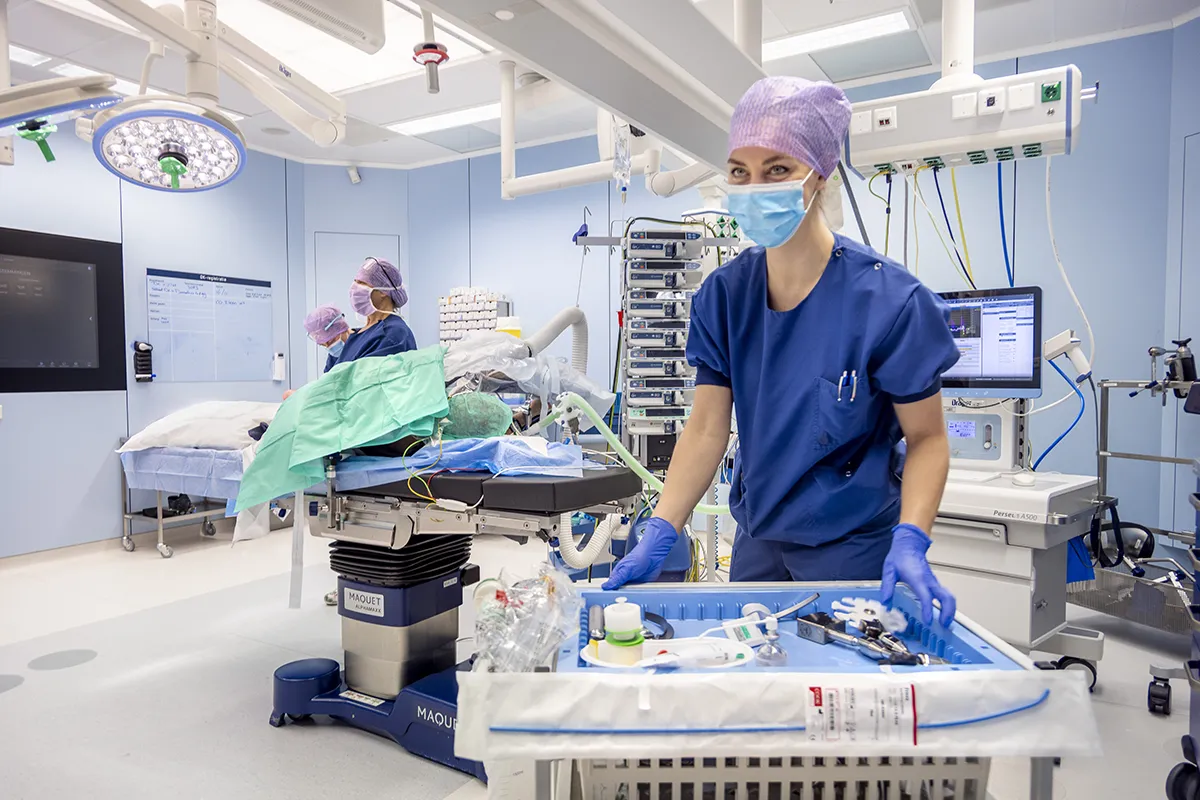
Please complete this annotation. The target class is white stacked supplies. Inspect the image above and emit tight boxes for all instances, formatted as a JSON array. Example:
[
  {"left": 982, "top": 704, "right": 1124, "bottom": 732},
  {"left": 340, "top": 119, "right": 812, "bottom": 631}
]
[{"left": 439, "top": 287, "right": 513, "bottom": 344}]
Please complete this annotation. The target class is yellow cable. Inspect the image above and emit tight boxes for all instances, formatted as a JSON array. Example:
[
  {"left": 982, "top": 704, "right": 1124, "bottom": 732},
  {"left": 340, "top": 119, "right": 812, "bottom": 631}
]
[
  {"left": 868, "top": 172, "right": 891, "bottom": 256},
  {"left": 950, "top": 168, "right": 974, "bottom": 282},
  {"left": 914, "top": 171, "right": 973, "bottom": 287},
  {"left": 403, "top": 436, "right": 441, "bottom": 503}
]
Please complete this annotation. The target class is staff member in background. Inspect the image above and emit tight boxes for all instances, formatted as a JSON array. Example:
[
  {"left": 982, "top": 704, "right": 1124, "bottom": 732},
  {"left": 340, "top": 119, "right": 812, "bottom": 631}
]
[
  {"left": 603, "top": 76, "right": 961, "bottom": 629},
  {"left": 282, "top": 305, "right": 353, "bottom": 401},
  {"left": 334, "top": 257, "right": 417, "bottom": 364}
]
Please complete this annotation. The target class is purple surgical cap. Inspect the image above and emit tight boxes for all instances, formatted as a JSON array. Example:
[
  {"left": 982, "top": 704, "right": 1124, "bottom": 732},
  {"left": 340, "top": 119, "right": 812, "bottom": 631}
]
[
  {"left": 304, "top": 304, "right": 349, "bottom": 345},
  {"left": 728, "top": 76, "right": 852, "bottom": 179},
  {"left": 355, "top": 257, "right": 408, "bottom": 309}
]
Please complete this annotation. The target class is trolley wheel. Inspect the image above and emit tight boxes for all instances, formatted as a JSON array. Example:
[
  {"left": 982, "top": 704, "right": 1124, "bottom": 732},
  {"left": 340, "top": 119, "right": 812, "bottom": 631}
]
[
  {"left": 1055, "top": 657, "right": 1098, "bottom": 692},
  {"left": 290, "top": 714, "right": 312, "bottom": 722},
  {"left": 202, "top": 519, "right": 217, "bottom": 537},
  {"left": 121, "top": 537, "right": 135, "bottom": 552},
  {"left": 157, "top": 543, "right": 173, "bottom": 559},
  {"left": 1167, "top": 762, "right": 1200, "bottom": 800},
  {"left": 1149, "top": 678, "right": 1173, "bottom": 716}
]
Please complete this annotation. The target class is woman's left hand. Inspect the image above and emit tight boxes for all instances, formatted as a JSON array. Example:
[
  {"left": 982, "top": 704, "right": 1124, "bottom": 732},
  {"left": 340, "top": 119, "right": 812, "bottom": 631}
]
[{"left": 880, "top": 523, "right": 957, "bottom": 628}]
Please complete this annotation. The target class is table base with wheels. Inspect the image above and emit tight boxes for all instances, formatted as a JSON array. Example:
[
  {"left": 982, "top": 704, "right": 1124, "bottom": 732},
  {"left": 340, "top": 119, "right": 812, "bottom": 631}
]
[{"left": 120, "top": 473, "right": 225, "bottom": 558}]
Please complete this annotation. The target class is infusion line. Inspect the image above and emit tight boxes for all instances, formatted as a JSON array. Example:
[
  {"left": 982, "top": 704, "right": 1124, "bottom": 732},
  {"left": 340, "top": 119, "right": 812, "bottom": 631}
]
[{"left": 488, "top": 689, "right": 1052, "bottom": 735}]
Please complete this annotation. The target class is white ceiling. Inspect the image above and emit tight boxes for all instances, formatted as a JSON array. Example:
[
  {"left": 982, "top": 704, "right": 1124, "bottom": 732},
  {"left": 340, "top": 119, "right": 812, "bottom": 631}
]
[{"left": 6, "top": 0, "right": 1200, "bottom": 169}]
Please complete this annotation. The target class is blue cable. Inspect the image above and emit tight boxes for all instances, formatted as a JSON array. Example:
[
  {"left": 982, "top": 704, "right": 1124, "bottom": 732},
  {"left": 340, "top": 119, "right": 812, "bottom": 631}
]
[
  {"left": 489, "top": 689, "right": 1052, "bottom": 735},
  {"left": 1032, "top": 359, "right": 1085, "bottom": 471},
  {"left": 997, "top": 163, "right": 1014, "bottom": 288},
  {"left": 933, "top": 168, "right": 975, "bottom": 289}
]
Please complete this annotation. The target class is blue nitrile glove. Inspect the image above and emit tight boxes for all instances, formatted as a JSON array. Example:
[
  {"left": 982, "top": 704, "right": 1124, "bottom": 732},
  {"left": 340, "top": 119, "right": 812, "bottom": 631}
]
[
  {"left": 602, "top": 517, "right": 679, "bottom": 590},
  {"left": 880, "top": 523, "right": 957, "bottom": 628}
]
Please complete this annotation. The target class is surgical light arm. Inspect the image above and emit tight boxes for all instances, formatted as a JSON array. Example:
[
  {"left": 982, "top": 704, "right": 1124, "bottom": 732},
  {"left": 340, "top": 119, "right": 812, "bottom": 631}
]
[
  {"left": 90, "top": 0, "right": 205, "bottom": 57},
  {"left": 218, "top": 53, "right": 344, "bottom": 146}
]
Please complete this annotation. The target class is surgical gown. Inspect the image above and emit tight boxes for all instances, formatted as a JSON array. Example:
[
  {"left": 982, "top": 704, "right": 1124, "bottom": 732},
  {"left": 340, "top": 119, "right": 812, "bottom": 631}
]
[
  {"left": 333, "top": 314, "right": 417, "bottom": 366},
  {"left": 685, "top": 236, "right": 960, "bottom": 581}
]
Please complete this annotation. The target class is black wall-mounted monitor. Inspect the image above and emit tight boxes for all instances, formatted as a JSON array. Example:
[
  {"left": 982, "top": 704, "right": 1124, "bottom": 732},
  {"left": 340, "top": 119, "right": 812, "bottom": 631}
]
[
  {"left": 938, "top": 285, "right": 1042, "bottom": 399},
  {"left": 0, "top": 227, "right": 126, "bottom": 393}
]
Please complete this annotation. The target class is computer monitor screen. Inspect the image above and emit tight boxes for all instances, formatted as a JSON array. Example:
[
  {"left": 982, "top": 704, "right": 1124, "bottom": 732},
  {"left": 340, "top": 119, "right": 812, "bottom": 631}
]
[
  {"left": 0, "top": 227, "right": 125, "bottom": 393},
  {"left": 938, "top": 286, "right": 1042, "bottom": 398},
  {"left": 0, "top": 254, "right": 100, "bottom": 369}
]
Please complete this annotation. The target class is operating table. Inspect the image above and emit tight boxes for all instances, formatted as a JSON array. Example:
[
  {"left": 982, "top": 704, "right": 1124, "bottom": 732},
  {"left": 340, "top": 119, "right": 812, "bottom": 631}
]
[{"left": 269, "top": 460, "right": 642, "bottom": 778}]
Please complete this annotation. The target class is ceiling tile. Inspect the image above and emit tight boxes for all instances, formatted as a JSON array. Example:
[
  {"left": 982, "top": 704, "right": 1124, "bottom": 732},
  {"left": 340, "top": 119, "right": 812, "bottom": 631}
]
[
  {"left": 415, "top": 125, "right": 501, "bottom": 153},
  {"left": 810, "top": 30, "right": 932, "bottom": 82},
  {"left": 10, "top": 3, "right": 119, "bottom": 54},
  {"left": 913, "top": 0, "right": 1039, "bottom": 23},
  {"left": 693, "top": 0, "right": 789, "bottom": 41},
  {"left": 768, "top": 0, "right": 909, "bottom": 34},
  {"left": 763, "top": 53, "right": 831, "bottom": 81},
  {"left": 1122, "top": 0, "right": 1193, "bottom": 27},
  {"left": 343, "top": 56, "right": 502, "bottom": 126},
  {"left": 1055, "top": 0, "right": 1126, "bottom": 40}
]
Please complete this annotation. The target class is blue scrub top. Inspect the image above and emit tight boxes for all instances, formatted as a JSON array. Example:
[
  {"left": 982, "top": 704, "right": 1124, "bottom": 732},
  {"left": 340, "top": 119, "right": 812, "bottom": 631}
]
[
  {"left": 332, "top": 314, "right": 417, "bottom": 366},
  {"left": 686, "top": 235, "right": 960, "bottom": 546}
]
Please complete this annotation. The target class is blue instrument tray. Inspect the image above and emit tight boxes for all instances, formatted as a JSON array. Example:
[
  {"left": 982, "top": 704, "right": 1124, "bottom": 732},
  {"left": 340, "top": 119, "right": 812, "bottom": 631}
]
[{"left": 558, "top": 583, "right": 1025, "bottom": 674}]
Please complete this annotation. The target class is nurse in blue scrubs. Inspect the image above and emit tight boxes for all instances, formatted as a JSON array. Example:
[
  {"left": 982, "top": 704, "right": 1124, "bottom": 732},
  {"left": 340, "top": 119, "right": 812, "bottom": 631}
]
[
  {"left": 604, "top": 77, "right": 961, "bottom": 627},
  {"left": 333, "top": 257, "right": 417, "bottom": 365}
]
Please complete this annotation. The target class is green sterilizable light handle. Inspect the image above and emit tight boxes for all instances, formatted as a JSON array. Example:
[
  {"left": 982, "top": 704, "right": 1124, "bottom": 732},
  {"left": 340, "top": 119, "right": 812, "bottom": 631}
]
[
  {"left": 159, "top": 155, "right": 188, "bottom": 189},
  {"left": 16, "top": 120, "right": 57, "bottom": 162}
]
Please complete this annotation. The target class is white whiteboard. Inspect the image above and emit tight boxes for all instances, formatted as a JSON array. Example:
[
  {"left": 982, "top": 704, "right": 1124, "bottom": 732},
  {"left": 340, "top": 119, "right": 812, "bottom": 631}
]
[{"left": 147, "top": 268, "right": 273, "bottom": 382}]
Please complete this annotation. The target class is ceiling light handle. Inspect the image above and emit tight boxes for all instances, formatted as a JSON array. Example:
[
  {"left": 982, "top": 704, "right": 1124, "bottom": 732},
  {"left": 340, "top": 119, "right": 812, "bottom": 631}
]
[
  {"left": 16, "top": 120, "right": 56, "bottom": 162},
  {"left": 416, "top": 7, "right": 446, "bottom": 95},
  {"left": 159, "top": 154, "right": 188, "bottom": 190}
]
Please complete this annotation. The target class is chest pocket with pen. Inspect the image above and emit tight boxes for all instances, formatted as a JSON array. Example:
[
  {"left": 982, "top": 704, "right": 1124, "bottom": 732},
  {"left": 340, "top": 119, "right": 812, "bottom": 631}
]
[{"left": 811, "top": 373, "right": 872, "bottom": 452}]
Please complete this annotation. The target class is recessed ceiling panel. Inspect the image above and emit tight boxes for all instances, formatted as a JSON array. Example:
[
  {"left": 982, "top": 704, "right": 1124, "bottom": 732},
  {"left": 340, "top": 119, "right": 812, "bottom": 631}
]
[
  {"left": 810, "top": 30, "right": 931, "bottom": 82},
  {"left": 912, "top": 0, "right": 1034, "bottom": 23},
  {"left": 415, "top": 124, "right": 501, "bottom": 153}
]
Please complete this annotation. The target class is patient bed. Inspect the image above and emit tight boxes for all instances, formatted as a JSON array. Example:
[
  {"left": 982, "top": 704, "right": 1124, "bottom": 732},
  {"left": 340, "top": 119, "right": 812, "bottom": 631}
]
[{"left": 119, "top": 446, "right": 246, "bottom": 557}]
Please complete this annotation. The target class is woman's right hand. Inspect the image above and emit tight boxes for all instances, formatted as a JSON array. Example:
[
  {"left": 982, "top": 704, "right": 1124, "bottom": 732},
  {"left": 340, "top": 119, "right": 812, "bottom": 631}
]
[
  {"left": 282, "top": 389, "right": 296, "bottom": 401},
  {"left": 602, "top": 517, "right": 680, "bottom": 589}
]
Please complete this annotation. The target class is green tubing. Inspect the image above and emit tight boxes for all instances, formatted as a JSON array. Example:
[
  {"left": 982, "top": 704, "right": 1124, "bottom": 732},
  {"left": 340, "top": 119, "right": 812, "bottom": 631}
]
[{"left": 557, "top": 392, "right": 730, "bottom": 516}]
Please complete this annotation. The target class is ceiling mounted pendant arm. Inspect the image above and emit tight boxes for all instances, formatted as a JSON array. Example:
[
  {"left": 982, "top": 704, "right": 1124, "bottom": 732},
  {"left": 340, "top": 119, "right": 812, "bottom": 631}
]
[
  {"left": 218, "top": 53, "right": 344, "bottom": 146},
  {"left": 931, "top": 0, "right": 983, "bottom": 90},
  {"left": 646, "top": 159, "right": 718, "bottom": 198},
  {"left": 90, "top": 0, "right": 205, "bottom": 58},
  {"left": 215, "top": 20, "right": 346, "bottom": 118},
  {"left": 733, "top": 0, "right": 762, "bottom": 67}
]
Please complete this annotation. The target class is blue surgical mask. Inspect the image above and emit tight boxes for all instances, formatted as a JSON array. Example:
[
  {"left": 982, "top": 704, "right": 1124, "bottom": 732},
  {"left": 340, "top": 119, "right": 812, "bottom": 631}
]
[
  {"left": 726, "top": 171, "right": 816, "bottom": 248},
  {"left": 327, "top": 339, "right": 345, "bottom": 359}
]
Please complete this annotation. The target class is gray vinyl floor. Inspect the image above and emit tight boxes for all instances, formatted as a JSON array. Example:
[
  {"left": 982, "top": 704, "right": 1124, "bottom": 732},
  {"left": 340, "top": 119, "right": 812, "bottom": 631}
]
[{"left": 0, "top": 529, "right": 1192, "bottom": 799}]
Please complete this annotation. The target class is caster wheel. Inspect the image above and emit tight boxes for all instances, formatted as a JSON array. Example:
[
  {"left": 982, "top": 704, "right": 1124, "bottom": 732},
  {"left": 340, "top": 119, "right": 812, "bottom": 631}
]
[
  {"left": 1167, "top": 762, "right": 1200, "bottom": 800},
  {"left": 157, "top": 543, "right": 173, "bottom": 559},
  {"left": 1055, "top": 657, "right": 1098, "bottom": 692},
  {"left": 290, "top": 714, "right": 311, "bottom": 722},
  {"left": 202, "top": 520, "right": 217, "bottom": 537},
  {"left": 122, "top": 537, "right": 135, "bottom": 552},
  {"left": 324, "top": 591, "right": 338, "bottom": 607},
  {"left": 1149, "top": 679, "right": 1173, "bottom": 716}
]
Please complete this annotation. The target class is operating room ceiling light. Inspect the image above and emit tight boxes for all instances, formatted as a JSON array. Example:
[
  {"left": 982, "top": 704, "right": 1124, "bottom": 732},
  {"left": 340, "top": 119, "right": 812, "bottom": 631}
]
[
  {"left": 9, "top": 45, "right": 51, "bottom": 67},
  {"left": 90, "top": 97, "right": 245, "bottom": 192},
  {"left": 761, "top": 11, "right": 911, "bottom": 62},
  {"left": 387, "top": 102, "right": 501, "bottom": 136}
]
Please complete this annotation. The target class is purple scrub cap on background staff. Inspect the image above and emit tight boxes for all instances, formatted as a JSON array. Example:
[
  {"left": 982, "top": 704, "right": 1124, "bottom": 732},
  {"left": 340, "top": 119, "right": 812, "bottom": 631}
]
[
  {"left": 356, "top": 257, "right": 409, "bottom": 309},
  {"left": 303, "top": 304, "right": 349, "bottom": 345},
  {"left": 728, "top": 76, "right": 853, "bottom": 179}
]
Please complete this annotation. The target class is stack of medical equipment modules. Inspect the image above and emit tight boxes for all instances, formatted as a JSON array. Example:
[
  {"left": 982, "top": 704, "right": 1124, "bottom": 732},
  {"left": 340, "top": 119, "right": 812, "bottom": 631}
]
[
  {"left": 620, "top": 230, "right": 704, "bottom": 468},
  {"left": 439, "top": 287, "right": 512, "bottom": 343}
]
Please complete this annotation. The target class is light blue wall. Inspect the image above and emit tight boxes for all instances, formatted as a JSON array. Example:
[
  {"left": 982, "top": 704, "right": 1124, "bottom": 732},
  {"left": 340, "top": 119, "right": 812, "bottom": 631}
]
[
  {"left": 1162, "top": 18, "right": 1200, "bottom": 534},
  {"left": 0, "top": 134, "right": 298, "bottom": 558},
  {"left": 298, "top": 164, "right": 409, "bottom": 386},
  {"left": 407, "top": 160, "right": 471, "bottom": 349}
]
